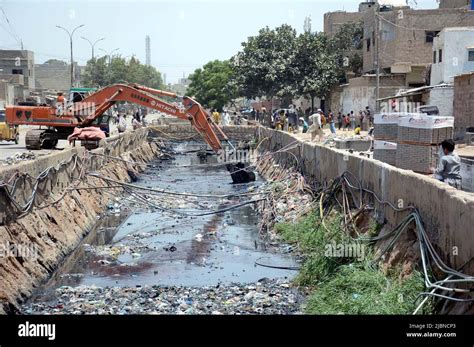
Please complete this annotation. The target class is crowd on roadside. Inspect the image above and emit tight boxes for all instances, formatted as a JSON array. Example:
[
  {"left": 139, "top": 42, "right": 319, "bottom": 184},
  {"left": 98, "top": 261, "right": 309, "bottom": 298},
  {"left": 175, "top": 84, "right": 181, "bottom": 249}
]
[{"left": 209, "top": 105, "right": 374, "bottom": 143}]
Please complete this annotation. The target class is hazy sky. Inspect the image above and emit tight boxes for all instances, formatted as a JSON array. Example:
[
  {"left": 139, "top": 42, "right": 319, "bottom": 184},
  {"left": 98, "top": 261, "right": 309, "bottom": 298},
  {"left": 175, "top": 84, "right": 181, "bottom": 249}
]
[{"left": 1, "top": 0, "right": 438, "bottom": 83}]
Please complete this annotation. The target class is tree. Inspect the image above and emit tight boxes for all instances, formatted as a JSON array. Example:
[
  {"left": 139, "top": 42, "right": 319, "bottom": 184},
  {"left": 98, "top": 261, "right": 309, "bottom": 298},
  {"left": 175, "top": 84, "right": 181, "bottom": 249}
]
[
  {"left": 330, "top": 21, "right": 364, "bottom": 79},
  {"left": 232, "top": 24, "right": 298, "bottom": 107},
  {"left": 187, "top": 60, "right": 237, "bottom": 111},
  {"left": 82, "top": 55, "right": 163, "bottom": 89},
  {"left": 294, "top": 32, "right": 340, "bottom": 112},
  {"left": 82, "top": 57, "right": 108, "bottom": 87}
]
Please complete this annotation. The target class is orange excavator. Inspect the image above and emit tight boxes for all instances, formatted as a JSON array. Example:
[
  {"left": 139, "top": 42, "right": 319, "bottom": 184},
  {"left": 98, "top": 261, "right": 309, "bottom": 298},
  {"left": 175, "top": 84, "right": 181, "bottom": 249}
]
[{"left": 5, "top": 83, "right": 231, "bottom": 152}]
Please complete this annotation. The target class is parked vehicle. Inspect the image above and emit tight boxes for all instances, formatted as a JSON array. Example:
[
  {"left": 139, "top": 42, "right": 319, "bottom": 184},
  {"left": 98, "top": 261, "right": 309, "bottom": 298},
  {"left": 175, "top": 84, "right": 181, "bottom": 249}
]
[{"left": 0, "top": 109, "right": 19, "bottom": 144}]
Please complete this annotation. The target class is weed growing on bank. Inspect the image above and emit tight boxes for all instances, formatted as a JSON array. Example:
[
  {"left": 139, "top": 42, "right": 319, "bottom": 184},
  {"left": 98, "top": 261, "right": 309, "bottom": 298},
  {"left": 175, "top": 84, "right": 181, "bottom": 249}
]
[{"left": 275, "top": 210, "right": 432, "bottom": 315}]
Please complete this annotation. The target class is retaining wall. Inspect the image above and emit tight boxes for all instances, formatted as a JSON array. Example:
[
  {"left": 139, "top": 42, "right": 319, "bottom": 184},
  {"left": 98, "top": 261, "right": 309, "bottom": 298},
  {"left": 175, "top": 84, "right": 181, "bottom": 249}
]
[
  {"left": 256, "top": 127, "right": 474, "bottom": 275},
  {"left": 148, "top": 124, "right": 257, "bottom": 143},
  {"left": 0, "top": 128, "right": 156, "bottom": 313}
]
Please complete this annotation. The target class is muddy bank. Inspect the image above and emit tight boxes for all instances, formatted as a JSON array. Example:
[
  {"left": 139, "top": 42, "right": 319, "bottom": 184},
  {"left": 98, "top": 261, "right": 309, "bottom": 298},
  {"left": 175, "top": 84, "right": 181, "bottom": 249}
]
[{"left": 0, "top": 139, "right": 160, "bottom": 314}]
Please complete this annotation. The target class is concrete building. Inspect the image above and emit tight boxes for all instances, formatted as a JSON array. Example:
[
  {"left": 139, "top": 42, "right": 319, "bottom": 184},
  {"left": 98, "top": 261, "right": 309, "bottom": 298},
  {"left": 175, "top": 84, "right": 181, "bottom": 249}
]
[
  {"left": 438, "top": 0, "right": 472, "bottom": 9},
  {"left": 35, "top": 60, "right": 71, "bottom": 91},
  {"left": 453, "top": 72, "right": 474, "bottom": 140},
  {"left": 329, "top": 74, "right": 404, "bottom": 115},
  {"left": 363, "top": 5, "right": 474, "bottom": 83},
  {"left": 0, "top": 50, "right": 35, "bottom": 90},
  {"left": 35, "top": 60, "right": 84, "bottom": 91},
  {"left": 431, "top": 27, "right": 474, "bottom": 85},
  {"left": 168, "top": 77, "right": 189, "bottom": 95},
  {"left": 324, "top": 10, "right": 364, "bottom": 37}
]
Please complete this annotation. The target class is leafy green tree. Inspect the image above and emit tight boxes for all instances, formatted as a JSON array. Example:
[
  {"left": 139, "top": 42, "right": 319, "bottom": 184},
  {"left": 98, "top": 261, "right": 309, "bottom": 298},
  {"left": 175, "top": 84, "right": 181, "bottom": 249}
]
[
  {"left": 187, "top": 60, "right": 237, "bottom": 111},
  {"left": 294, "top": 32, "right": 340, "bottom": 112},
  {"left": 82, "top": 56, "right": 108, "bottom": 87},
  {"left": 232, "top": 24, "right": 298, "bottom": 106},
  {"left": 82, "top": 55, "right": 163, "bottom": 89},
  {"left": 330, "top": 21, "right": 364, "bottom": 79}
]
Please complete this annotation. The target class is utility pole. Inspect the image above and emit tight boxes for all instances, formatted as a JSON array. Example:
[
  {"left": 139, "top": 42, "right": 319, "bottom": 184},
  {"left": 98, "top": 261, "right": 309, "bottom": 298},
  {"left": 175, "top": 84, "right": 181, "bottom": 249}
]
[
  {"left": 375, "top": 3, "right": 381, "bottom": 113},
  {"left": 81, "top": 36, "right": 105, "bottom": 59},
  {"left": 56, "top": 24, "right": 85, "bottom": 88}
]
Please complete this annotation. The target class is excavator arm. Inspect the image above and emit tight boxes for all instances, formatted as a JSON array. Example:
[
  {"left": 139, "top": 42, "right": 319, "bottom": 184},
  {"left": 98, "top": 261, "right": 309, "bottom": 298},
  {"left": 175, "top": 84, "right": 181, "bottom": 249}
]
[{"left": 72, "top": 83, "right": 230, "bottom": 152}]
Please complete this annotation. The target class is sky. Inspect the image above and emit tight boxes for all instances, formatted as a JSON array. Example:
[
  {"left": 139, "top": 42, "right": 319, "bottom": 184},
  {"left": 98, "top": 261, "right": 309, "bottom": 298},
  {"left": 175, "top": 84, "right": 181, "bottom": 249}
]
[{"left": 0, "top": 0, "right": 439, "bottom": 83}]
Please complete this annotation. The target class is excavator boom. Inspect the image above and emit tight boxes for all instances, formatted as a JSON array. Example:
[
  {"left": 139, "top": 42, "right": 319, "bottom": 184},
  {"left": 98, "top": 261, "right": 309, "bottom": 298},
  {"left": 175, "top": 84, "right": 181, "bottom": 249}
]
[{"left": 74, "top": 83, "right": 227, "bottom": 152}]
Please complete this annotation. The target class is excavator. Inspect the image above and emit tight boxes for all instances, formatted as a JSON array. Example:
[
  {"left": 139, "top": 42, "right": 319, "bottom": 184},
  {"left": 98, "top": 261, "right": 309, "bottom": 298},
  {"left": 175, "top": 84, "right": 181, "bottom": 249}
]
[
  {"left": 5, "top": 83, "right": 228, "bottom": 152},
  {"left": 5, "top": 83, "right": 255, "bottom": 182}
]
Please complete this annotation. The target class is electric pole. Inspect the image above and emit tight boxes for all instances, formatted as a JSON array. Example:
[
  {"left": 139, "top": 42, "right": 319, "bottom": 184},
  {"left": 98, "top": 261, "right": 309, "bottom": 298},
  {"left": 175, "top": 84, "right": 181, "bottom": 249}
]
[{"left": 375, "top": 3, "right": 381, "bottom": 113}]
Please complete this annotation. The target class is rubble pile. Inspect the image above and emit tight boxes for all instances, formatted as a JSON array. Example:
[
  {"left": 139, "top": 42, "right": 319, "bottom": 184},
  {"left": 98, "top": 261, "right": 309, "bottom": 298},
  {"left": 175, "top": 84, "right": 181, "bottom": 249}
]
[
  {"left": 0, "top": 151, "right": 37, "bottom": 165},
  {"left": 22, "top": 280, "right": 302, "bottom": 315},
  {"left": 255, "top": 155, "right": 314, "bottom": 240}
]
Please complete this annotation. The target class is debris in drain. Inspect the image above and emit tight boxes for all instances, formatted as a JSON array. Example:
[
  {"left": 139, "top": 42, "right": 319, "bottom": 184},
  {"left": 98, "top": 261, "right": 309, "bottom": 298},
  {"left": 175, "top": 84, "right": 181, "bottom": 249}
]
[
  {"left": 21, "top": 279, "right": 302, "bottom": 315},
  {"left": 164, "top": 245, "right": 177, "bottom": 252},
  {"left": 226, "top": 162, "right": 256, "bottom": 184},
  {"left": 1, "top": 151, "right": 37, "bottom": 165}
]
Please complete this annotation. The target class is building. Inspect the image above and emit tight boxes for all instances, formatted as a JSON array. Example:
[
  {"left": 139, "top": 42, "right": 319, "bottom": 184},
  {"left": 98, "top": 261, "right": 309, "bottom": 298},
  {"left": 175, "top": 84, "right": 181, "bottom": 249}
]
[
  {"left": 168, "top": 77, "right": 189, "bottom": 95},
  {"left": 324, "top": 10, "right": 364, "bottom": 38},
  {"left": 431, "top": 27, "right": 474, "bottom": 85},
  {"left": 363, "top": 5, "right": 474, "bottom": 85},
  {"left": 0, "top": 50, "right": 35, "bottom": 90},
  {"left": 438, "top": 0, "right": 472, "bottom": 9},
  {"left": 453, "top": 72, "right": 474, "bottom": 140},
  {"left": 35, "top": 60, "right": 84, "bottom": 92},
  {"left": 329, "top": 74, "right": 405, "bottom": 115}
]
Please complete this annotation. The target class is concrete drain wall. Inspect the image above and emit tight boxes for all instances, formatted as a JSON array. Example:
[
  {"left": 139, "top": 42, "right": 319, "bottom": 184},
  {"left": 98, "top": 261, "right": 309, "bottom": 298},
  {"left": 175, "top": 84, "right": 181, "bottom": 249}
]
[
  {"left": 255, "top": 126, "right": 474, "bottom": 276},
  {"left": 0, "top": 128, "right": 157, "bottom": 313}
]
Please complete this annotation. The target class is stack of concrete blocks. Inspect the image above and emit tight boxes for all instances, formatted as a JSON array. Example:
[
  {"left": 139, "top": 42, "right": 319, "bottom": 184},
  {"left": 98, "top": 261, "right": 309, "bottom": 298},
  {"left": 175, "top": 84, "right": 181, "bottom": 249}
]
[
  {"left": 373, "top": 140, "right": 397, "bottom": 165},
  {"left": 395, "top": 115, "right": 454, "bottom": 173},
  {"left": 373, "top": 113, "right": 408, "bottom": 165},
  {"left": 373, "top": 113, "right": 402, "bottom": 141}
]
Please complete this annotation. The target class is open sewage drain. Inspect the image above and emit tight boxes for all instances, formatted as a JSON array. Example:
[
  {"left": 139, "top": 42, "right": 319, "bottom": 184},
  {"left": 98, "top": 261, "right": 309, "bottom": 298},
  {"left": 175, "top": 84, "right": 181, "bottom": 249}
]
[{"left": 21, "top": 141, "right": 303, "bottom": 315}]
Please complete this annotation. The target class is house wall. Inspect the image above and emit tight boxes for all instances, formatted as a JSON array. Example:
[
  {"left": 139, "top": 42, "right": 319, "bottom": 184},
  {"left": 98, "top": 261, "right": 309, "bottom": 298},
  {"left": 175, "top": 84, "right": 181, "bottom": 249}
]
[
  {"left": 363, "top": 8, "right": 474, "bottom": 73},
  {"left": 453, "top": 72, "right": 474, "bottom": 140},
  {"left": 431, "top": 28, "right": 474, "bottom": 85}
]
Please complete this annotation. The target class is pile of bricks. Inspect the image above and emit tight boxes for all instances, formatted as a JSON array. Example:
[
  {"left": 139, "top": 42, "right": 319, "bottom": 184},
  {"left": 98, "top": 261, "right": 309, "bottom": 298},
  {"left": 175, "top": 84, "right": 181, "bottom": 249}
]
[
  {"left": 398, "top": 124, "right": 453, "bottom": 143},
  {"left": 395, "top": 116, "right": 454, "bottom": 173},
  {"left": 373, "top": 140, "right": 397, "bottom": 165},
  {"left": 374, "top": 113, "right": 402, "bottom": 141},
  {"left": 395, "top": 143, "right": 439, "bottom": 173}
]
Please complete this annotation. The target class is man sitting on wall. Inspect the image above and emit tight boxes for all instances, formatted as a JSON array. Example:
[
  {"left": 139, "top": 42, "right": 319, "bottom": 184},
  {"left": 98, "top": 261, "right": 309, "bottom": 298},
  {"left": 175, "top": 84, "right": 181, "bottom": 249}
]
[{"left": 432, "top": 139, "right": 462, "bottom": 189}]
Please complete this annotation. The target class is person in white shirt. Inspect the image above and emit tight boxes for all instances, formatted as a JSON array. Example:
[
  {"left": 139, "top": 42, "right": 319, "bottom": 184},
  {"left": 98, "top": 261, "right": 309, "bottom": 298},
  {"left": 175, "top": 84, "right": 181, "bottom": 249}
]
[
  {"left": 222, "top": 110, "right": 231, "bottom": 126},
  {"left": 308, "top": 109, "right": 324, "bottom": 142}
]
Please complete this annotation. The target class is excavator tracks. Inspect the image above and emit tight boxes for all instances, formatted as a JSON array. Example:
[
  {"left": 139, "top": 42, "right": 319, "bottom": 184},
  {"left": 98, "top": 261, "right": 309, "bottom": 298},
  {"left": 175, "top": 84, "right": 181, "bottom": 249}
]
[{"left": 25, "top": 129, "right": 58, "bottom": 150}]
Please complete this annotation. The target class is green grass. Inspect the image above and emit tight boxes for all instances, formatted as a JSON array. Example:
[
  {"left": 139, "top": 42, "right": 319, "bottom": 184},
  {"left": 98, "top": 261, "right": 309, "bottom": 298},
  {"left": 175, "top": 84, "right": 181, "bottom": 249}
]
[
  {"left": 304, "top": 262, "right": 428, "bottom": 315},
  {"left": 275, "top": 211, "right": 366, "bottom": 286},
  {"left": 274, "top": 209, "right": 432, "bottom": 315}
]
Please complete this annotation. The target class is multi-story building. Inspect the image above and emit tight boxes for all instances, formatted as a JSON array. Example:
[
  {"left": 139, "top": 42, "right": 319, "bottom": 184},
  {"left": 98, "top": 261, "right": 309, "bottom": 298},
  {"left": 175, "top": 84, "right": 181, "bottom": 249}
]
[
  {"left": 363, "top": 4, "right": 474, "bottom": 84},
  {"left": 0, "top": 50, "right": 35, "bottom": 90},
  {"left": 431, "top": 27, "right": 474, "bottom": 85},
  {"left": 453, "top": 72, "right": 474, "bottom": 140}
]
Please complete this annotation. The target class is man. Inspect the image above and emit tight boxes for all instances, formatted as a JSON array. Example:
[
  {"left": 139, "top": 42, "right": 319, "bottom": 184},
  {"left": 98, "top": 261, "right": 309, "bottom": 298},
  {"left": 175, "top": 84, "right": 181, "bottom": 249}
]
[
  {"left": 222, "top": 110, "right": 231, "bottom": 126},
  {"left": 56, "top": 92, "right": 66, "bottom": 116},
  {"left": 299, "top": 117, "right": 308, "bottom": 133},
  {"left": 212, "top": 109, "right": 221, "bottom": 124},
  {"left": 365, "top": 106, "right": 373, "bottom": 127},
  {"left": 432, "top": 139, "right": 462, "bottom": 189},
  {"left": 350, "top": 111, "right": 355, "bottom": 130},
  {"left": 328, "top": 109, "right": 336, "bottom": 134},
  {"left": 308, "top": 109, "right": 324, "bottom": 142},
  {"left": 118, "top": 113, "right": 127, "bottom": 133}
]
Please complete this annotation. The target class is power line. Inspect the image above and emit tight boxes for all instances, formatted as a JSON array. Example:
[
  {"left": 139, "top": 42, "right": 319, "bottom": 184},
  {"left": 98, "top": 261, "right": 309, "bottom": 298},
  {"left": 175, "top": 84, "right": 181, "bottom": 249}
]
[{"left": 0, "top": 6, "right": 22, "bottom": 49}]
